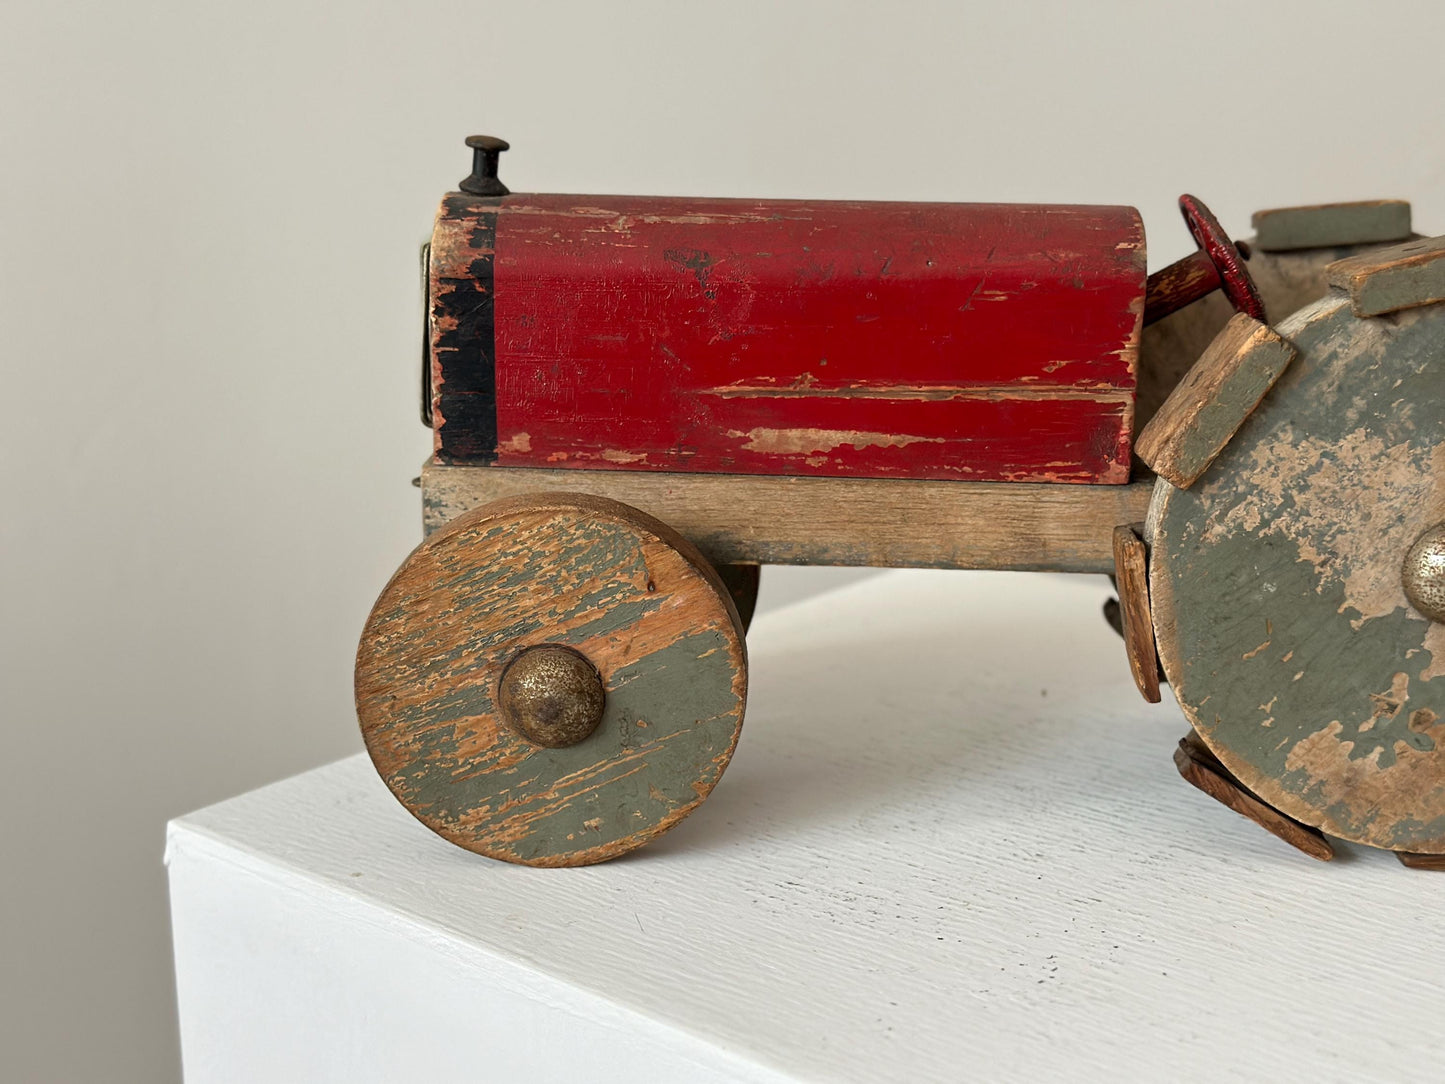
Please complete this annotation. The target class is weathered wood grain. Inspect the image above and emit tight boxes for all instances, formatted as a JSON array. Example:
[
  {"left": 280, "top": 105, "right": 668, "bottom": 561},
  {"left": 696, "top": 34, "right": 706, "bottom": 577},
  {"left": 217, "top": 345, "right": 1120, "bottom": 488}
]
[
  {"left": 356, "top": 493, "right": 747, "bottom": 867},
  {"left": 431, "top": 192, "right": 1145, "bottom": 484},
  {"left": 1326, "top": 234, "right": 1445, "bottom": 316},
  {"left": 1252, "top": 200, "right": 1411, "bottom": 252},
  {"left": 1148, "top": 293, "right": 1445, "bottom": 854},
  {"left": 1135, "top": 313, "right": 1296, "bottom": 490},
  {"left": 1172, "top": 734, "right": 1334, "bottom": 862},
  {"left": 421, "top": 462, "right": 1155, "bottom": 575},
  {"left": 1113, "top": 525, "right": 1159, "bottom": 703}
]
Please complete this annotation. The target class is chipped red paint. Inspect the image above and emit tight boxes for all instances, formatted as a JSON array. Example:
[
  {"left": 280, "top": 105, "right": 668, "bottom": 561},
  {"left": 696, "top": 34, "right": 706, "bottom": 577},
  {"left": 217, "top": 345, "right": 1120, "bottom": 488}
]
[{"left": 433, "top": 193, "right": 1146, "bottom": 483}]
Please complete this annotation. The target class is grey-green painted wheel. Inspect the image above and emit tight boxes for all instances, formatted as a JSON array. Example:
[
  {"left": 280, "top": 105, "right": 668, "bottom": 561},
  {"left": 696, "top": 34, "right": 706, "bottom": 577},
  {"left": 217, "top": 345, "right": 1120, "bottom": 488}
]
[{"left": 1149, "top": 294, "right": 1445, "bottom": 853}]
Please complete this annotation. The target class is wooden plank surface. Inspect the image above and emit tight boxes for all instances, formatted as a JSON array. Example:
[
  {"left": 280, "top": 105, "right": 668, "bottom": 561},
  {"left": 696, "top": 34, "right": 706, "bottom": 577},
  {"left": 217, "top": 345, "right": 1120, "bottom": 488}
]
[
  {"left": 174, "top": 568, "right": 1445, "bottom": 1084},
  {"left": 1135, "top": 313, "right": 1296, "bottom": 489},
  {"left": 1251, "top": 200, "right": 1411, "bottom": 252},
  {"left": 432, "top": 193, "right": 1145, "bottom": 484},
  {"left": 1327, "top": 234, "right": 1445, "bottom": 316},
  {"left": 422, "top": 462, "right": 1155, "bottom": 574}
]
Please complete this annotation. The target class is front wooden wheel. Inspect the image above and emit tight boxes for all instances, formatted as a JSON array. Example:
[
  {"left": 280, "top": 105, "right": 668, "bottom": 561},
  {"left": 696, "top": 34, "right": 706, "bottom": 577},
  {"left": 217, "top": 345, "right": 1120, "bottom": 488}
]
[{"left": 355, "top": 492, "right": 748, "bottom": 867}]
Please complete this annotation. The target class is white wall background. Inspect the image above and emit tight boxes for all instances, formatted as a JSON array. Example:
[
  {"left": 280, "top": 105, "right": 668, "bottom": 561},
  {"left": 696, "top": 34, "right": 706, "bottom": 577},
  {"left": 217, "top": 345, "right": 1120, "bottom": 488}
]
[{"left": 2, "top": 1, "right": 1442, "bottom": 1080}]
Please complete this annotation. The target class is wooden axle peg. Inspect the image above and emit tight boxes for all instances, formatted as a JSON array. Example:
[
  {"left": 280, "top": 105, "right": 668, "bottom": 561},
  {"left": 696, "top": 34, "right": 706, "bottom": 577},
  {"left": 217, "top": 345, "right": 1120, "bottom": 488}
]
[
  {"left": 1112, "top": 525, "right": 1159, "bottom": 704},
  {"left": 1326, "top": 234, "right": 1445, "bottom": 317},
  {"left": 1135, "top": 313, "right": 1296, "bottom": 490},
  {"left": 1143, "top": 195, "right": 1265, "bottom": 326}
]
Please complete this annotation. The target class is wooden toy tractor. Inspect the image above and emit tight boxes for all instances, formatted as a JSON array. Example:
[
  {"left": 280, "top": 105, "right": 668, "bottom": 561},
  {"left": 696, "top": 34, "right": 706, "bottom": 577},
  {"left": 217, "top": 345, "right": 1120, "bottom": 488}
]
[{"left": 356, "top": 136, "right": 1445, "bottom": 869}]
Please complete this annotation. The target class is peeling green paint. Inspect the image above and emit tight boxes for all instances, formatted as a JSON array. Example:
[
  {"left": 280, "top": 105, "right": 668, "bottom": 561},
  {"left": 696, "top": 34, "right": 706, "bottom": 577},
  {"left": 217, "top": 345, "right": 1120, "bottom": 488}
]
[
  {"left": 1152, "top": 294, "right": 1445, "bottom": 852},
  {"left": 358, "top": 498, "right": 747, "bottom": 866}
]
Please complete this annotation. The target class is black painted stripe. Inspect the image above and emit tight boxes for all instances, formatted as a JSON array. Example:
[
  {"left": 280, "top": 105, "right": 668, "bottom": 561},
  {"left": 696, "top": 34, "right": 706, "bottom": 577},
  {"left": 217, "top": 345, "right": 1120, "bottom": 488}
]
[{"left": 433, "top": 194, "right": 499, "bottom": 461}]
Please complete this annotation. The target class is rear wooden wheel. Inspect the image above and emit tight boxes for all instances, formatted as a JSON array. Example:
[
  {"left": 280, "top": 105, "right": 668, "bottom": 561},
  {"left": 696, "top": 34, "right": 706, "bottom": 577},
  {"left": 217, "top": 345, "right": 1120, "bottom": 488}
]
[
  {"left": 355, "top": 492, "right": 748, "bottom": 866},
  {"left": 1149, "top": 296, "right": 1445, "bottom": 853}
]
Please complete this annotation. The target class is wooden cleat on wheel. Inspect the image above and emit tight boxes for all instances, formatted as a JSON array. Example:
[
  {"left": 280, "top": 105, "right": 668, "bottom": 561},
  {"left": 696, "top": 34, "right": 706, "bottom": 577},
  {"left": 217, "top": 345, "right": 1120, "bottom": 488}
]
[
  {"left": 1251, "top": 200, "right": 1412, "bottom": 253},
  {"left": 1173, "top": 733, "right": 1334, "bottom": 862},
  {"left": 1326, "top": 234, "right": 1445, "bottom": 317},
  {"left": 1135, "top": 313, "right": 1296, "bottom": 490},
  {"left": 1396, "top": 851, "right": 1445, "bottom": 872},
  {"left": 1112, "top": 525, "right": 1160, "bottom": 704}
]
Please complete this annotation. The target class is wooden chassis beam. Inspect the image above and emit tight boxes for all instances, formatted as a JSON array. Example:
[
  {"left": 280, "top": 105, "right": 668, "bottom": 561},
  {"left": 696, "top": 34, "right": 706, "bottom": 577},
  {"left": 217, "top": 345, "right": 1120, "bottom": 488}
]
[{"left": 421, "top": 462, "right": 1154, "bottom": 575}]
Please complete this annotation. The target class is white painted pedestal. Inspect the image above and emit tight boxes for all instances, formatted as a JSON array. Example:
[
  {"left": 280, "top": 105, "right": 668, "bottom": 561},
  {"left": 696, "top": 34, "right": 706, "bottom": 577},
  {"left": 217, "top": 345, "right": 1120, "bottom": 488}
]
[{"left": 167, "top": 569, "right": 1445, "bottom": 1083}]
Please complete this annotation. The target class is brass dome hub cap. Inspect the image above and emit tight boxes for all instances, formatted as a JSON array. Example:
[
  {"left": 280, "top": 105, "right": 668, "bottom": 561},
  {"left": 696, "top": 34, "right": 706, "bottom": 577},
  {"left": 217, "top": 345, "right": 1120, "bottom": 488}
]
[
  {"left": 1403, "top": 523, "right": 1445, "bottom": 624},
  {"left": 498, "top": 645, "right": 606, "bottom": 748}
]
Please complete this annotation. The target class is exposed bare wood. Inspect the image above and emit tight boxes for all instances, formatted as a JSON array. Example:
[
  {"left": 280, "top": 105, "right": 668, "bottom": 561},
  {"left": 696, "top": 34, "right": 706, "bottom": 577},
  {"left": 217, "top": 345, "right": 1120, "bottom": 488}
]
[
  {"left": 1135, "top": 314, "right": 1296, "bottom": 489},
  {"left": 1113, "top": 525, "right": 1160, "bottom": 703},
  {"left": 422, "top": 462, "right": 1155, "bottom": 575},
  {"left": 1150, "top": 296, "right": 1445, "bottom": 855},
  {"left": 1173, "top": 734, "right": 1334, "bottom": 862},
  {"left": 1327, "top": 234, "right": 1445, "bottom": 316},
  {"left": 356, "top": 493, "right": 747, "bottom": 867}
]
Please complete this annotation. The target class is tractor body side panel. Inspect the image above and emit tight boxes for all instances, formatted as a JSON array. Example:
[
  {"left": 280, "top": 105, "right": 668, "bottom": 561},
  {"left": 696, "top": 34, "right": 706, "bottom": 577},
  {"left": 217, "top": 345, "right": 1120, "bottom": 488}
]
[{"left": 431, "top": 193, "right": 1146, "bottom": 483}]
